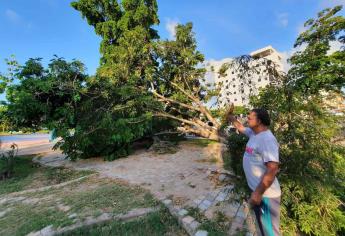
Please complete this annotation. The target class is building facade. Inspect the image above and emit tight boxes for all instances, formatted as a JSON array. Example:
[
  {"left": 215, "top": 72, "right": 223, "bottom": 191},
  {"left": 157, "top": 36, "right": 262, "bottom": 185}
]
[{"left": 204, "top": 45, "right": 283, "bottom": 108}]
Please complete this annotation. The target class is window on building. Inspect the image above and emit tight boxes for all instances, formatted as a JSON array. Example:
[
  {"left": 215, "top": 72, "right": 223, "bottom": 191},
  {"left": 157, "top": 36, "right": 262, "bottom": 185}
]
[
  {"left": 258, "top": 78, "right": 261, "bottom": 82},
  {"left": 241, "top": 90, "right": 244, "bottom": 93},
  {"left": 232, "top": 78, "right": 235, "bottom": 81},
  {"left": 234, "top": 98, "right": 237, "bottom": 101},
  {"left": 233, "top": 85, "right": 236, "bottom": 88}
]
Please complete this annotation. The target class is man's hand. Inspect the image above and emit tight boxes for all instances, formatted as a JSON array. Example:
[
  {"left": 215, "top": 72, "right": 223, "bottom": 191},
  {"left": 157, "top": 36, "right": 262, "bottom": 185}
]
[
  {"left": 250, "top": 162, "right": 279, "bottom": 206},
  {"left": 249, "top": 191, "right": 263, "bottom": 206}
]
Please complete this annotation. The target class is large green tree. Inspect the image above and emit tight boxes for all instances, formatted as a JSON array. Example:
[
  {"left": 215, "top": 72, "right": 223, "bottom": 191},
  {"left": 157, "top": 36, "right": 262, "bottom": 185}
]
[
  {"left": 4, "top": 57, "right": 87, "bottom": 133},
  {"left": 66, "top": 0, "right": 161, "bottom": 160}
]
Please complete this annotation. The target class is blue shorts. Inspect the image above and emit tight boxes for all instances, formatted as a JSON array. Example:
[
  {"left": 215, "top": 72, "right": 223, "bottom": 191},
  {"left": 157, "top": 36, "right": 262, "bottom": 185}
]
[{"left": 252, "top": 196, "right": 281, "bottom": 236}]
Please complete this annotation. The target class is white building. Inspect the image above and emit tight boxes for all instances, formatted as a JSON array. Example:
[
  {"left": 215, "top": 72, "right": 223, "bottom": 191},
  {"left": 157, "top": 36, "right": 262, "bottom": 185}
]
[{"left": 204, "top": 45, "right": 283, "bottom": 107}]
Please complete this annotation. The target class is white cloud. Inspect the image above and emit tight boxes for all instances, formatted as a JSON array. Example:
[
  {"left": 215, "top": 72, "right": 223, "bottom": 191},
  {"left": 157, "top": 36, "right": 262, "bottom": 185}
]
[
  {"left": 4, "top": 9, "right": 33, "bottom": 30},
  {"left": 280, "top": 44, "right": 307, "bottom": 72},
  {"left": 5, "top": 9, "right": 20, "bottom": 23},
  {"left": 165, "top": 18, "right": 179, "bottom": 39},
  {"left": 280, "top": 40, "right": 342, "bottom": 72},
  {"left": 277, "top": 13, "right": 289, "bottom": 27}
]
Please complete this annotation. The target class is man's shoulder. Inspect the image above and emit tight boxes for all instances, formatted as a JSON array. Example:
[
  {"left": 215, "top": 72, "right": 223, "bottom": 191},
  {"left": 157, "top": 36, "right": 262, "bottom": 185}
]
[{"left": 260, "top": 130, "right": 279, "bottom": 144}]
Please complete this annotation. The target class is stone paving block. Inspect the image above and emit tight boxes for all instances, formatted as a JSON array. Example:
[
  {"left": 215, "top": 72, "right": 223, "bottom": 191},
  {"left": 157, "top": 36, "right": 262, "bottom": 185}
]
[
  {"left": 0, "top": 208, "right": 11, "bottom": 218},
  {"left": 193, "top": 199, "right": 203, "bottom": 206},
  {"left": 229, "top": 202, "right": 241, "bottom": 210},
  {"left": 162, "top": 199, "right": 172, "bottom": 206},
  {"left": 28, "top": 225, "right": 54, "bottom": 236},
  {"left": 182, "top": 216, "right": 195, "bottom": 225},
  {"left": 178, "top": 209, "right": 188, "bottom": 217},
  {"left": 211, "top": 190, "right": 220, "bottom": 198},
  {"left": 198, "top": 199, "right": 212, "bottom": 211},
  {"left": 232, "top": 216, "right": 245, "bottom": 225},
  {"left": 190, "top": 220, "right": 201, "bottom": 232},
  {"left": 203, "top": 199, "right": 213, "bottom": 207},
  {"left": 171, "top": 206, "right": 181, "bottom": 215},
  {"left": 195, "top": 230, "right": 208, "bottom": 236},
  {"left": 198, "top": 203, "right": 208, "bottom": 211},
  {"left": 68, "top": 213, "right": 77, "bottom": 219},
  {"left": 215, "top": 192, "right": 227, "bottom": 202},
  {"left": 205, "top": 194, "right": 216, "bottom": 202},
  {"left": 236, "top": 206, "right": 248, "bottom": 219}
]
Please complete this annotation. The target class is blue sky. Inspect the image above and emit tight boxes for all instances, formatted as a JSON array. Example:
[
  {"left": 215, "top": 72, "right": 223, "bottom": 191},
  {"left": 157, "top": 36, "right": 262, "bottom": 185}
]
[{"left": 0, "top": 0, "right": 344, "bottom": 77}]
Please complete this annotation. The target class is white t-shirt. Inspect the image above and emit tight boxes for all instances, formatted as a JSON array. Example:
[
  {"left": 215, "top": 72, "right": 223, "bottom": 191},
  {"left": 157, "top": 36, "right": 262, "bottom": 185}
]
[{"left": 243, "top": 128, "right": 281, "bottom": 198}]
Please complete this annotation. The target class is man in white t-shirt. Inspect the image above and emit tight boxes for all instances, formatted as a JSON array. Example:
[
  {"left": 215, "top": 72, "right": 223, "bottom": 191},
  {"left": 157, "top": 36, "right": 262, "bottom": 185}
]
[{"left": 228, "top": 108, "right": 281, "bottom": 236}]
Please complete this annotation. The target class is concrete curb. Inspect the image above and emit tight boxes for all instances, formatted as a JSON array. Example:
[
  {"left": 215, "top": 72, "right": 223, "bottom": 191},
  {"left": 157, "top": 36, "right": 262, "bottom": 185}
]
[{"left": 27, "top": 207, "right": 159, "bottom": 236}]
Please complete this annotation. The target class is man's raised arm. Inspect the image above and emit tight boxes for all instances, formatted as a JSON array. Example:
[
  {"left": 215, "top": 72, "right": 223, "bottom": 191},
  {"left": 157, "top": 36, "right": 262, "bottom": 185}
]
[{"left": 227, "top": 115, "right": 246, "bottom": 134}]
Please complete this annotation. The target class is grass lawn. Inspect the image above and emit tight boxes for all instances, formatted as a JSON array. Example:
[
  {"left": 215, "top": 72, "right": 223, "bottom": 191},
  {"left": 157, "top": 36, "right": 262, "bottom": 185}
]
[
  {"left": 0, "top": 155, "right": 93, "bottom": 195},
  {"left": 0, "top": 156, "right": 186, "bottom": 236},
  {"left": 60, "top": 208, "right": 186, "bottom": 236}
]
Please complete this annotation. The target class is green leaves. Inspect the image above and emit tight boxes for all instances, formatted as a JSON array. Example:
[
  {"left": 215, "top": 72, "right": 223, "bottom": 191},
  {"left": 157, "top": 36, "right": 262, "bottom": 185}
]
[
  {"left": 60, "top": 0, "right": 161, "bottom": 160},
  {"left": 2, "top": 56, "right": 88, "bottom": 139},
  {"left": 289, "top": 5, "right": 345, "bottom": 94}
]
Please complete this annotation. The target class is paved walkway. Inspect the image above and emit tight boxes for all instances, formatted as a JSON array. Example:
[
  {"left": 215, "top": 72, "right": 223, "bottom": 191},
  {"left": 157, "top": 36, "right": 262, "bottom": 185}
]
[{"left": 11, "top": 138, "right": 257, "bottom": 235}]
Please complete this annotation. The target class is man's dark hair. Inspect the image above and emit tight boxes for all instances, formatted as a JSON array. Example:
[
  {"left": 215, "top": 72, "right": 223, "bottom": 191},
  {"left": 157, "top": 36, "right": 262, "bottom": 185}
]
[{"left": 251, "top": 108, "right": 270, "bottom": 126}]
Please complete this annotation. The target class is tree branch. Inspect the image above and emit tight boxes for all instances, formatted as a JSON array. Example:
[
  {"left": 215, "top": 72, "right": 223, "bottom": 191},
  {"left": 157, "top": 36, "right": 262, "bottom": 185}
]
[
  {"left": 152, "top": 90, "right": 201, "bottom": 112},
  {"left": 154, "top": 112, "right": 202, "bottom": 128},
  {"left": 170, "top": 81, "right": 220, "bottom": 127}
]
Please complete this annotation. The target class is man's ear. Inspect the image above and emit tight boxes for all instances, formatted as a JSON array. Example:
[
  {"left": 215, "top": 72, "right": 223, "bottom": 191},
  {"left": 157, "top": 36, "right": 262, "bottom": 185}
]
[{"left": 256, "top": 118, "right": 262, "bottom": 125}]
